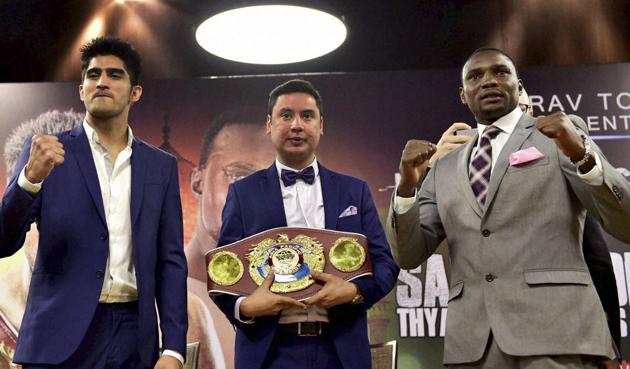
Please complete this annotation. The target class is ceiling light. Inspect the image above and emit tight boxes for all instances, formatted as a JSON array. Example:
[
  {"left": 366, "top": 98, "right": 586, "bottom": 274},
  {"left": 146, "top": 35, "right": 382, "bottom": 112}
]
[{"left": 195, "top": 5, "right": 347, "bottom": 65}]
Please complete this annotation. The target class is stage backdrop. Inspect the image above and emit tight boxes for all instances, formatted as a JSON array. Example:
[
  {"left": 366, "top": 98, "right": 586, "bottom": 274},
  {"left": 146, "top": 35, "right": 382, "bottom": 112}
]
[{"left": 0, "top": 63, "right": 629, "bottom": 369}]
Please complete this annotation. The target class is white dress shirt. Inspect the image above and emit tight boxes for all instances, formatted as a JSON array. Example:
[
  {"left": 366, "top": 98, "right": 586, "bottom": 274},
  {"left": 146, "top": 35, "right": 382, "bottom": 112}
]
[
  {"left": 82, "top": 121, "right": 136, "bottom": 303},
  {"left": 235, "top": 158, "right": 329, "bottom": 323},
  {"left": 394, "top": 107, "right": 604, "bottom": 213}
]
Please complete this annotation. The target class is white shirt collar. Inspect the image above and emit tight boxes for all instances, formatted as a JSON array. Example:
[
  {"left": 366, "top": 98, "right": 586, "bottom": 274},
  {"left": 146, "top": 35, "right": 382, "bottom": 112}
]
[
  {"left": 275, "top": 157, "right": 319, "bottom": 178},
  {"left": 83, "top": 120, "right": 134, "bottom": 150},
  {"left": 476, "top": 106, "right": 523, "bottom": 135}
]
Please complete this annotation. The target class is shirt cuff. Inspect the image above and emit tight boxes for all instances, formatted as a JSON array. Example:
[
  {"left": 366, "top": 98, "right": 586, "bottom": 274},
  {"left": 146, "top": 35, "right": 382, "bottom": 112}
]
[
  {"left": 18, "top": 167, "right": 43, "bottom": 194},
  {"left": 162, "top": 349, "right": 185, "bottom": 366},
  {"left": 234, "top": 296, "right": 255, "bottom": 324},
  {"left": 576, "top": 151, "right": 604, "bottom": 186},
  {"left": 394, "top": 188, "right": 417, "bottom": 214}
]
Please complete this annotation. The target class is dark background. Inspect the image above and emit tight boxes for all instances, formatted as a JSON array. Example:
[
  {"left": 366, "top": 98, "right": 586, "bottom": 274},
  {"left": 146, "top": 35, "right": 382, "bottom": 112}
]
[{"left": 2, "top": 0, "right": 630, "bottom": 82}]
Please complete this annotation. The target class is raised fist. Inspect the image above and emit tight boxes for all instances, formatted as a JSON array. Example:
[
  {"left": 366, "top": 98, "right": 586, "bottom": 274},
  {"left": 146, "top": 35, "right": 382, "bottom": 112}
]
[
  {"left": 397, "top": 139, "right": 436, "bottom": 197},
  {"left": 24, "top": 134, "right": 65, "bottom": 183}
]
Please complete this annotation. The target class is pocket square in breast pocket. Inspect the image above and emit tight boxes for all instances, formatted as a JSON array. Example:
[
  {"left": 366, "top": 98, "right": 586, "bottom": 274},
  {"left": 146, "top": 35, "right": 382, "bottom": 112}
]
[
  {"left": 339, "top": 205, "right": 358, "bottom": 218},
  {"left": 509, "top": 146, "right": 545, "bottom": 166}
]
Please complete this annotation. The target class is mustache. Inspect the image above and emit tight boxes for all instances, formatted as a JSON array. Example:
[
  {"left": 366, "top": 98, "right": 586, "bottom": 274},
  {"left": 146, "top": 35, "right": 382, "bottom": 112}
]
[{"left": 92, "top": 90, "right": 113, "bottom": 99}]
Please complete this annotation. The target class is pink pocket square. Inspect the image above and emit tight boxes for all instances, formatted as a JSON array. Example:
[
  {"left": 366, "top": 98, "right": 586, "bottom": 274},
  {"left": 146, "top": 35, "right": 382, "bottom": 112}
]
[{"left": 509, "top": 147, "right": 545, "bottom": 166}]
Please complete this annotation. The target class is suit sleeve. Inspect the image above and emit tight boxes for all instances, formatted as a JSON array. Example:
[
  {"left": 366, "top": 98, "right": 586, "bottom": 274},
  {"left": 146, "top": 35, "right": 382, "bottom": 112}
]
[
  {"left": 209, "top": 184, "right": 248, "bottom": 328},
  {"left": 155, "top": 156, "right": 188, "bottom": 356},
  {"left": 0, "top": 138, "right": 40, "bottom": 258},
  {"left": 385, "top": 166, "right": 446, "bottom": 269},
  {"left": 562, "top": 115, "right": 630, "bottom": 243},
  {"left": 349, "top": 182, "right": 399, "bottom": 309}
]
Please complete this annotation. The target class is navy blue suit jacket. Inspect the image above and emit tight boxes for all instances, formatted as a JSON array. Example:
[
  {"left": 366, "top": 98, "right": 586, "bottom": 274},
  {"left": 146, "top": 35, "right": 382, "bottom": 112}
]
[
  {"left": 212, "top": 163, "right": 399, "bottom": 369},
  {"left": 0, "top": 125, "right": 188, "bottom": 366}
]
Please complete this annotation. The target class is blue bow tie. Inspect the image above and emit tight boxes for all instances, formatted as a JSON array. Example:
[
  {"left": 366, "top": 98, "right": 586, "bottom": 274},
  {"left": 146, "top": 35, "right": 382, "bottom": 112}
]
[{"left": 280, "top": 166, "right": 315, "bottom": 186}]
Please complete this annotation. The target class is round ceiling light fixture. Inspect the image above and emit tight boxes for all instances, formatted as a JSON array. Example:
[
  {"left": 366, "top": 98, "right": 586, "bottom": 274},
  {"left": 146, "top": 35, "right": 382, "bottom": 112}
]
[{"left": 195, "top": 5, "right": 347, "bottom": 65}]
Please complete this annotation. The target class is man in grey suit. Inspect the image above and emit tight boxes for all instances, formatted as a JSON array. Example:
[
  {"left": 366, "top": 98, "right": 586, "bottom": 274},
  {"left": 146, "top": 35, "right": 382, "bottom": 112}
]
[{"left": 386, "top": 47, "right": 630, "bottom": 368}]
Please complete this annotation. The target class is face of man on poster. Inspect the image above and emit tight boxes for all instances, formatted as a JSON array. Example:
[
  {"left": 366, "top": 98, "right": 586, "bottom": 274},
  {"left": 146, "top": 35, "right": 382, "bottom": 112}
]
[{"left": 191, "top": 123, "right": 274, "bottom": 244}]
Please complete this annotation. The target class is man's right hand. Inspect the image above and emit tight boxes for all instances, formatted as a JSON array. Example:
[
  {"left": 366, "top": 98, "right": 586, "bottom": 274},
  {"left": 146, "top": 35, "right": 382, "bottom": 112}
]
[
  {"left": 397, "top": 139, "right": 436, "bottom": 198},
  {"left": 25, "top": 134, "right": 65, "bottom": 183},
  {"left": 239, "top": 269, "right": 306, "bottom": 318},
  {"left": 428, "top": 122, "right": 473, "bottom": 166}
]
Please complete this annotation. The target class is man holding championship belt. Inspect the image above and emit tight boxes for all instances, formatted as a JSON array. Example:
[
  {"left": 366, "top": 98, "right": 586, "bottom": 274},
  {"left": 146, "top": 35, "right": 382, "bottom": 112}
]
[{"left": 209, "top": 79, "right": 398, "bottom": 369}]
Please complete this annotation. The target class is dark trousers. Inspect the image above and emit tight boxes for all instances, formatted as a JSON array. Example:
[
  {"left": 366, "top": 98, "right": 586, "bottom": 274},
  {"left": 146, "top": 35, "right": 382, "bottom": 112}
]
[
  {"left": 23, "top": 302, "right": 149, "bottom": 369},
  {"left": 261, "top": 331, "right": 344, "bottom": 369}
]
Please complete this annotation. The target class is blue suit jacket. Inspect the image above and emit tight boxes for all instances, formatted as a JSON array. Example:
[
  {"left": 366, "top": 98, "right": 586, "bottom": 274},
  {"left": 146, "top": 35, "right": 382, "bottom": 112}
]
[
  {"left": 212, "top": 163, "right": 399, "bottom": 369},
  {"left": 0, "top": 125, "right": 188, "bottom": 366}
]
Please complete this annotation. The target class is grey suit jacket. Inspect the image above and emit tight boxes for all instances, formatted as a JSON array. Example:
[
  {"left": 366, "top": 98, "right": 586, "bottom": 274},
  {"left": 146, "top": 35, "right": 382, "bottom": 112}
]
[{"left": 386, "top": 114, "right": 630, "bottom": 365}]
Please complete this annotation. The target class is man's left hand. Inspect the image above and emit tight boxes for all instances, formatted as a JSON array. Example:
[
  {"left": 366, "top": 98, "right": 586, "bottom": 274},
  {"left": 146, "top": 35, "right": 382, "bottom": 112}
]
[
  {"left": 536, "top": 111, "right": 586, "bottom": 161},
  {"left": 304, "top": 271, "right": 358, "bottom": 308},
  {"left": 154, "top": 355, "right": 183, "bottom": 369},
  {"left": 536, "top": 111, "right": 596, "bottom": 172}
]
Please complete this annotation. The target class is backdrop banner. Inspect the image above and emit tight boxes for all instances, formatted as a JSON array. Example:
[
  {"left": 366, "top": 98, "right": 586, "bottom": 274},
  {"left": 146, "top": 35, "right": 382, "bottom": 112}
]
[{"left": 0, "top": 64, "right": 628, "bottom": 369}]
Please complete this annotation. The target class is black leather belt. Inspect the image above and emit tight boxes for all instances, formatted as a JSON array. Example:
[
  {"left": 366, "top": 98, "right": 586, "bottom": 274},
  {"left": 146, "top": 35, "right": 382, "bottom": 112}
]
[
  {"left": 278, "top": 322, "right": 329, "bottom": 337},
  {"left": 98, "top": 301, "right": 138, "bottom": 311}
]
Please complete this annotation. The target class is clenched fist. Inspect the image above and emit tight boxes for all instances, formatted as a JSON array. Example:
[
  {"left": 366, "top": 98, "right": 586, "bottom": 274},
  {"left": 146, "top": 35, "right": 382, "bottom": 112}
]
[
  {"left": 397, "top": 139, "right": 436, "bottom": 197},
  {"left": 25, "top": 134, "right": 65, "bottom": 183},
  {"left": 536, "top": 112, "right": 594, "bottom": 172}
]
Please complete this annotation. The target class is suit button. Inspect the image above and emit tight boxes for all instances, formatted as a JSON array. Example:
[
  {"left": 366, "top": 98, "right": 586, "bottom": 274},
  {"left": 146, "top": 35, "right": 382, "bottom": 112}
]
[
  {"left": 96, "top": 270, "right": 104, "bottom": 279},
  {"left": 482, "top": 229, "right": 491, "bottom": 237},
  {"left": 100, "top": 233, "right": 108, "bottom": 241},
  {"left": 485, "top": 274, "right": 495, "bottom": 282}
]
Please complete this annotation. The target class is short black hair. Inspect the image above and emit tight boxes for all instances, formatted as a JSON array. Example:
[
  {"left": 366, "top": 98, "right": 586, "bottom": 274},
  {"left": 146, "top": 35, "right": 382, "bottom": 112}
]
[
  {"left": 198, "top": 107, "right": 265, "bottom": 170},
  {"left": 463, "top": 47, "right": 519, "bottom": 78},
  {"left": 80, "top": 36, "right": 141, "bottom": 86},
  {"left": 267, "top": 79, "right": 323, "bottom": 116}
]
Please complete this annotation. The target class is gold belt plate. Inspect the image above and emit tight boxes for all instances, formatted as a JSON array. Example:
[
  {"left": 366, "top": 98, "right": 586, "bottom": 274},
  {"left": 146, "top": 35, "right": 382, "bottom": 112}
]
[
  {"left": 207, "top": 251, "right": 244, "bottom": 286},
  {"left": 247, "top": 234, "right": 325, "bottom": 293}
]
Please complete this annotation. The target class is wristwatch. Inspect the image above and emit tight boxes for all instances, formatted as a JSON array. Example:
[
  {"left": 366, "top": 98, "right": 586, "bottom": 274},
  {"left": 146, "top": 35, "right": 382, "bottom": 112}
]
[
  {"left": 570, "top": 134, "right": 593, "bottom": 167},
  {"left": 350, "top": 283, "right": 364, "bottom": 305}
]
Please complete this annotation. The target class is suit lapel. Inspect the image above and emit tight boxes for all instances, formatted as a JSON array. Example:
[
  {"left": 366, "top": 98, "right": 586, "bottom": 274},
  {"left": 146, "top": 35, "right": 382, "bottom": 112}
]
[
  {"left": 319, "top": 164, "right": 340, "bottom": 230},
  {"left": 484, "top": 114, "right": 536, "bottom": 211},
  {"left": 456, "top": 133, "right": 484, "bottom": 217},
  {"left": 261, "top": 164, "right": 288, "bottom": 227},
  {"left": 130, "top": 138, "right": 147, "bottom": 225},
  {"left": 67, "top": 125, "right": 107, "bottom": 227}
]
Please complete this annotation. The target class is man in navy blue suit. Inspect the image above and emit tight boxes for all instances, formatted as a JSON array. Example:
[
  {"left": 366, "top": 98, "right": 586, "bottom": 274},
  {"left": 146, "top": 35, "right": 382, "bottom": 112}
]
[
  {"left": 212, "top": 79, "right": 399, "bottom": 369},
  {"left": 0, "top": 37, "right": 187, "bottom": 369}
]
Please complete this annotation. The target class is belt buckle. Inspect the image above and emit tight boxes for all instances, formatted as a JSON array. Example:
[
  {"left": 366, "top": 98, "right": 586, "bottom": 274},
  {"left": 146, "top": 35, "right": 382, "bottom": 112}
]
[{"left": 297, "top": 322, "right": 321, "bottom": 336}]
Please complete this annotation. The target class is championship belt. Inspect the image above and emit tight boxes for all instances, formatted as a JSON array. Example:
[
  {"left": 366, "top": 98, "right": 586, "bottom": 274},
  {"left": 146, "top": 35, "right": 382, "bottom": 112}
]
[{"left": 206, "top": 227, "right": 372, "bottom": 300}]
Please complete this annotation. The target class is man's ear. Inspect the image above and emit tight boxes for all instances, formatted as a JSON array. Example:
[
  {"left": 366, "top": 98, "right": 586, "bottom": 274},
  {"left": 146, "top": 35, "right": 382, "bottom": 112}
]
[
  {"left": 79, "top": 84, "right": 85, "bottom": 101},
  {"left": 130, "top": 85, "right": 142, "bottom": 103},
  {"left": 518, "top": 80, "right": 524, "bottom": 95},
  {"left": 190, "top": 167, "right": 203, "bottom": 199},
  {"left": 320, "top": 116, "right": 324, "bottom": 136},
  {"left": 266, "top": 115, "right": 272, "bottom": 134},
  {"left": 459, "top": 86, "right": 467, "bottom": 105}
]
